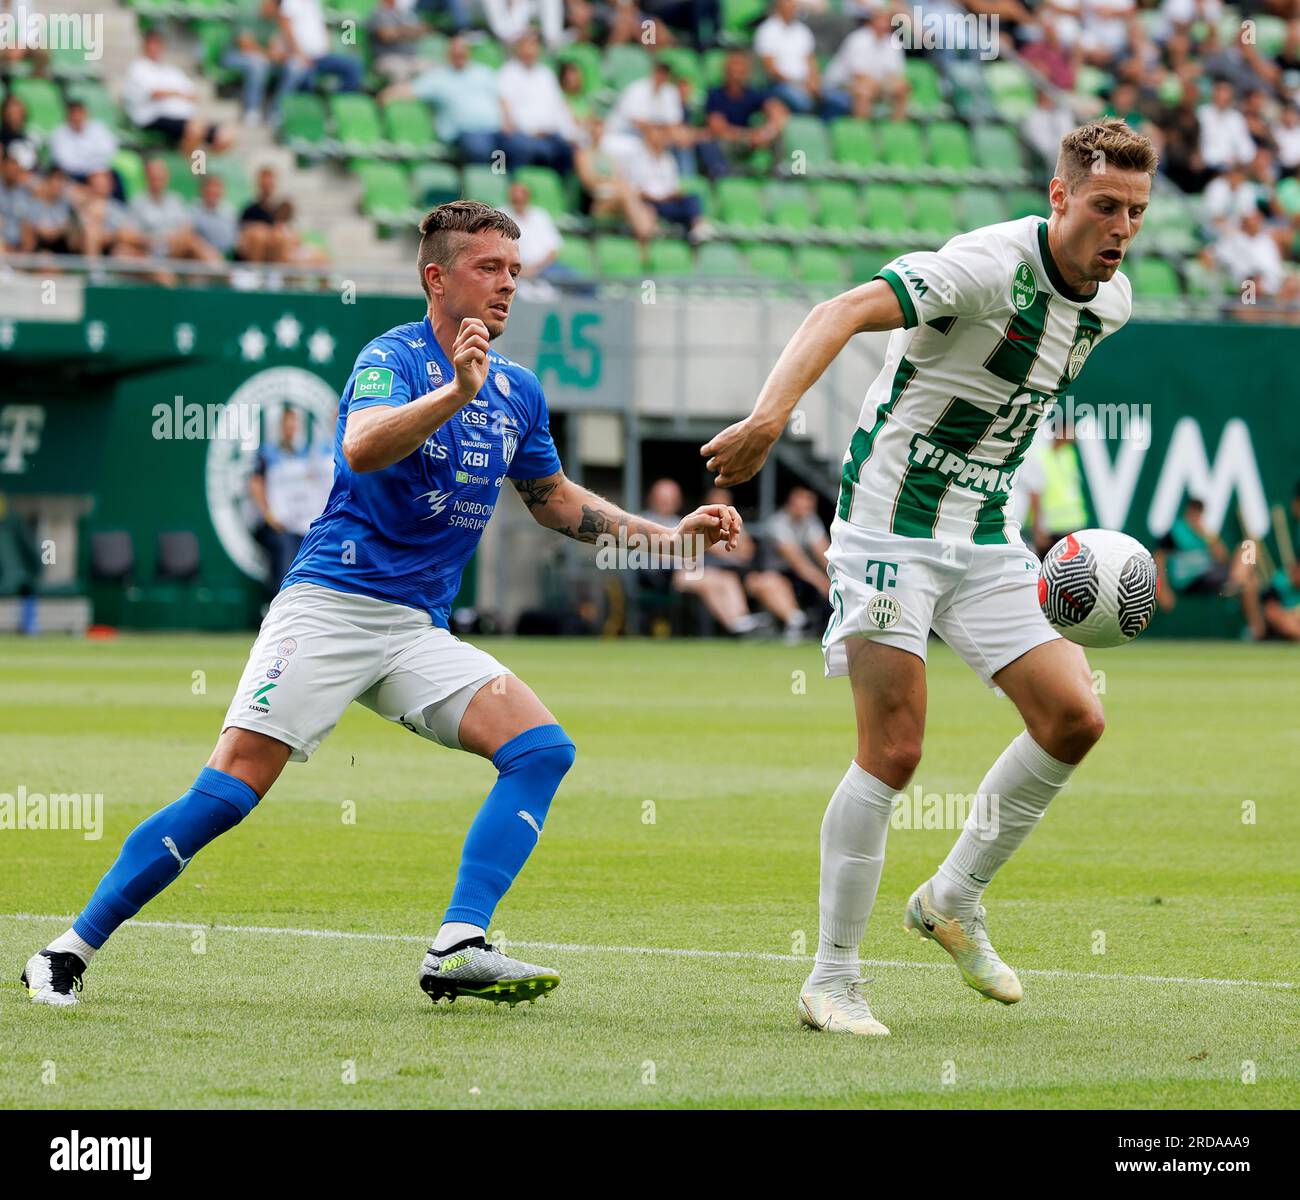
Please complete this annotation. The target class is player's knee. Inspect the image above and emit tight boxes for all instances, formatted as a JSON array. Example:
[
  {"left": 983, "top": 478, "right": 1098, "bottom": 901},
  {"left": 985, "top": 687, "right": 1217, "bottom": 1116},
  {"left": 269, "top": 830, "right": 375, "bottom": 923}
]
[
  {"left": 871, "top": 735, "right": 922, "bottom": 788},
  {"left": 1045, "top": 697, "right": 1105, "bottom": 760},
  {"left": 495, "top": 723, "right": 575, "bottom": 785}
]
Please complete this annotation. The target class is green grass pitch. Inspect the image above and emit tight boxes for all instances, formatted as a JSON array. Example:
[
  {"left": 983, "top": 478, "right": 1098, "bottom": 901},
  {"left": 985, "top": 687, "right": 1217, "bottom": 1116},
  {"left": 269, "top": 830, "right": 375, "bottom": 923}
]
[{"left": 2, "top": 634, "right": 1297, "bottom": 1109}]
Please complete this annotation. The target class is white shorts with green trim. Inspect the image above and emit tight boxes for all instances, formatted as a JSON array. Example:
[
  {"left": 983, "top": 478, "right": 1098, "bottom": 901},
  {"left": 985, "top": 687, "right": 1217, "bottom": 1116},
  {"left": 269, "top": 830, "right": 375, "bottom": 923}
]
[
  {"left": 821, "top": 518, "right": 1061, "bottom": 687},
  {"left": 222, "top": 583, "right": 511, "bottom": 762}
]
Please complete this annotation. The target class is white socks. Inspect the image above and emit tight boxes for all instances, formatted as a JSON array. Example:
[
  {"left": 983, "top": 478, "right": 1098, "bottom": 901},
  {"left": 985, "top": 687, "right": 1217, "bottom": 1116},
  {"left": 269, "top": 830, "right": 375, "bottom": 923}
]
[
  {"left": 930, "top": 731, "right": 1075, "bottom": 918},
  {"left": 807, "top": 761, "right": 897, "bottom": 988},
  {"left": 48, "top": 928, "right": 98, "bottom": 965},
  {"left": 432, "top": 921, "right": 485, "bottom": 952}
]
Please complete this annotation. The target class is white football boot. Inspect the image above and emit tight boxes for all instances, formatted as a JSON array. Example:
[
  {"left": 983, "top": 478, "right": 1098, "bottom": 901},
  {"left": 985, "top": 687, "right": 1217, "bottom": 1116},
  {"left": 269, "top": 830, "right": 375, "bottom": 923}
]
[
  {"left": 903, "top": 882, "right": 1023, "bottom": 1004},
  {"left": 419, "top": 940, "right": 559, "bottom": 1007},
  {"left": 21, "top": 949, "right": 86, "bottom": 1007},
  {"left": 798, "top": 977, "right": 890, "bottom": 1036}
]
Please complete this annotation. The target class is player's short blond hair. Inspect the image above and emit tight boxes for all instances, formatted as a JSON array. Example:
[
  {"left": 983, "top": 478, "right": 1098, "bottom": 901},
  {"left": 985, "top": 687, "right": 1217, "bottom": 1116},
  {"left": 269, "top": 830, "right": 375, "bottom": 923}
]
[
  {"left": 416, "top": 201, "right": 521, "bottom": 300},
  {"left": 1054, "top": 120, "right": 1159, "bottom": 191}
]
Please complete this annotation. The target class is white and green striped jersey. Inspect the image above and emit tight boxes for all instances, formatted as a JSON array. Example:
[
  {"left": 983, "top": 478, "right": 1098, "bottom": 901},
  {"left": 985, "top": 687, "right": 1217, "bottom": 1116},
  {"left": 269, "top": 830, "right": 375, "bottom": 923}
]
[{"left": 837, "top": 216, "right": 1131, "bottom": 543}]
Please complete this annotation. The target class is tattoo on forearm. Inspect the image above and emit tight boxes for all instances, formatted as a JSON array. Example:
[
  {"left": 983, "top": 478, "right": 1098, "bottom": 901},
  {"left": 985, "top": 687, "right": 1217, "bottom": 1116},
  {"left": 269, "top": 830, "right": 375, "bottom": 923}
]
[{"left": 512, "top": 477, "right": 562, "bottom": 510}]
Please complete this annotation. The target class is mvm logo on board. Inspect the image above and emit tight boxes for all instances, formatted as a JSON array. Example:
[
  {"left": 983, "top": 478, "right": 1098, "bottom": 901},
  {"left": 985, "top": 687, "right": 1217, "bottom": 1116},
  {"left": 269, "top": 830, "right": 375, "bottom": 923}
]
[{"left": 50, "top": 1131, "right": 151, "bottom": 1180}]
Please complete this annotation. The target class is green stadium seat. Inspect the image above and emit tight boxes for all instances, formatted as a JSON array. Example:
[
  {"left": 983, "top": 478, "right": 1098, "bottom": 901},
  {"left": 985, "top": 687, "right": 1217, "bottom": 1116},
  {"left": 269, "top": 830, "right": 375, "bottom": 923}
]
[
  {"left": 717, "top": 177, "right": 765, "bottom": 229},
  {"left": 1007, "top": 188, "right": 1048, "bottom": 220},
  {"left": 357, "top": 160, "right": 411, "bottom": 225},
  {"left": 829, "top": 119, "right": 880, "bottom": 169},
  {"left": 972, "top": 124, "right": 1024, "bottom": 176},
  {"left": 782, "top": 114, "right": 832, "bottom": 172},
  {"left": 878, "top": 120, "right": 925, "bottom": 172},
  {"left": 926, "top": 121, "right": 974, "bottom": 174},
  {"left": 1143, "top": 198, "right": 1198, "bottom": 256},
  {"left": 648, "top": 239, "right": 694, "bottom": 276},
  {"left": 556, "top": 237, "right": 595, "bottom": 275},
  {"left": 767, "top": 181, "right": 814, "bottom": 233},
  {"left": 848, "top": 246, "right": 888, "bottom": 281},
  {"left": 1132, "top": 255, "right": 1182, "bottom": 297},
  {"left": 411, "top": 161, "right": 461, "bottom": 207},
  {"left": 904, "top": 57, "right": 945, "bottom": 115},
  {"left": 11, "top": 77, "right": 64, "bottom": 134},
  {"left": 795, "top": 246, "right": 848, "bottom": 285},
  {"left": 961, "top": 186, "right": 1007, "bottom": 229},
  {"left": 910, "top": 185, "right": 959, "bottom": 238},
  {"left": 65, "top": 80, "right": 123, "bottom": 135},
  {"left": 1181, "top": 255, "right": 1217, "bottom": 299},
  {"left": 657, "top": 47, "right": 703, "bottom": 92},
  {"left": 603, "top": 44, "right": 652, "bottom": 90},
  {"left": 383, "top": 99, "right": 436, "bottom": 154},
  {"left": 469, "top": 39, "right": 506, "bottom": 70},
  {"left": 111, "top": 148, "right": 146, "bottom": 201},
  {"left": 985, "top": 61, "right": 1036, "bottom": 121},
  {"left": 695, "top": 240, "right": 745, "bottom": 277},
  {"left": 814, "top": 180, "right": 861, "bottom": 231},
  {"left": 195, "top": 21, "right": 235, "bottom": 82},
  {"left": 702, "top": 48, "right": 732, "bottom": 89},
  {"left": 280, "top": 93, "right": 328, "bottom": 147},
  {"left": 863, "top": 184, "right": 911, "bottom": 236},
  {"left": 161, "top": 152, "right": 201, "bottom": 201},
  {"left": 331, "top": 94, "right": 384, "bottom": 153},
  {"left": 462, "top": 164, "right": 507, "bottom": 207},
  {"left": 207, "top": 157, "right": 251, "bottom": 212},
  {"left": 722, "top": 0, "right": 767, "bottom": 35},
  {"left": 745, "top": 242, "right": 794, "bottom": 280},
  {"left": 679, "top": 175, "right": 715, "bottom": 219},
  {"left": 555, "top": 42, "right": 602, "bottom": 93},
  {"left": 514, "top": 166, "right": 566, "bottom": 217},
  {"left": 595, "top": 235, "right": 645, "bottom": 279}
]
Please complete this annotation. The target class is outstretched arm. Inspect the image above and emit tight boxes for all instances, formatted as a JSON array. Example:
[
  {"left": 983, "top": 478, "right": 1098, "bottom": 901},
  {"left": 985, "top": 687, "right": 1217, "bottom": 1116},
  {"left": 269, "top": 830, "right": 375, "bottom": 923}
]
[
  {"left": 701, "top": 277, "right": 907, "bottom": 487},
  {"left": 512, "top": 471, "right": 741, "bottom": 554}
]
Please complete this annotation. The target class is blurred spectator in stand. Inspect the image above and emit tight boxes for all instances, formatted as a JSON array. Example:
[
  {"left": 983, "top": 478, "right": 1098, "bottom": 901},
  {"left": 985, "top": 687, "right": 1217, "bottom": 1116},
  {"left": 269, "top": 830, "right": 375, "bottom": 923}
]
[
  {"left": 570, "top": 116, "right": 657, "bottom": 244},
  {"left": 221, "top": 0, "right": 285, "bottom": 126},
  {"left": 754, "top": 0, "right": 850, "bottom": 118},
  {"left": 601, "top": 59, "right": 691, "bottom": 172},
  {"left": 124, "top": 29, "right": 235, "bottom": 156},
  {"left": 641, "top": 0, "right": 721, "bottom": 50},
  {"left": 499, "top": 30, "right": 578, "bottom": 172},
  {"left": 1199, "top": 78, "right": 1256, "bottom": 171},
  {"left": 275, "top": 0, "right": 364, "bottom": 121},
  {"left": 0, "top": 152, "right": 29, "bottom": 252},
  {"left": 72, "top": 169, "right": 151, "bottom": 261},
  {"left": 823, "top": 2, "right": 910, "bottom": 120},
  {"left": 1079, "top": 0, "right": 1135, "bottom": 69},
  {"left": 502, "top": 179, "right": 573, "bottom": 284},
  {"left": 1261, "top": 559, "right": 1300, "bottom": 638},
  {"left": 191, "top": 175, "right": 239, "bottom": 259},
  {"left": 621, "top": 122, "right": 714, "bottom": 243},
  {"left": 18, "top": 169, "right": 74, "bottom": 256},
  {"left": 415, "top": 0, "right": 473, "bottom": 32},
  {"left": 1158, "top": 75, "right": 1213, "bottom": 193},
  {"left": 49, "top": 100, "right": 121, "bottom": 199},
  {"left": 1202, "top": 161, "right": 1262, "bottom": 234},
  {"left": 1274, "top": 103, "right": 1300, "bottom": 176},
  {"left": 1, "top": 96, "right": 41, "bottom": 171},
  {"left": 1155, "top": 496, "right": 1265, "bottom": 637},
  {"left": 1024, "top": 85, "right": 1078, "bottom": 171},
  {"left": 698, "top": 49, "right": 787, "bottom": 180},
  {"left": 485, "top": 0, "right": 567, "bottom": 47},
  {"left": 385, "top": 34, "right": 504, "bottom": 164},
  {"left": 763, "top": 486, "right": 832, "bottom": 616},
  {"left": 0, "top": 0, "right": 48, "bottom": 76},
  {"left": 1214, "top": 209, "right": 1300, "bottom": 301},
  {"left": 1020, "top": 12, "right": 1081, "bottom": 91},
  {"left": 131, "top": 157, "right": 224, "bottom": 281},
  {"left": 369, "top": 0, "right": 435, "bottom": 84}
]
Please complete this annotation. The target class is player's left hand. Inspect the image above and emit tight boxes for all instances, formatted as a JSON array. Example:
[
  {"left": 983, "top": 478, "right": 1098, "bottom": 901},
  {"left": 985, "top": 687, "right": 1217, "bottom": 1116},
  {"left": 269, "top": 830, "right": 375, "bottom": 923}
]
[
  {"left": 701, "top": 417, "right": 779, "bottom": 487},
  {"left": 674, "top": 504, "right": 742, "bottom": 553}
]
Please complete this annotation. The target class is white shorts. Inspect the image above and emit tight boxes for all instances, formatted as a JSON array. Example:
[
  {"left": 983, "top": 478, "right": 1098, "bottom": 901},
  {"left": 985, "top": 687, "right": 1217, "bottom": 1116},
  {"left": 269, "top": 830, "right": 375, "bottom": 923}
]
[
  {"left": 222, "top": 583, "right": 511, "bottom": 762},
  {"left": 821, "top": 518, "right": 1061, "bottom": 687}
]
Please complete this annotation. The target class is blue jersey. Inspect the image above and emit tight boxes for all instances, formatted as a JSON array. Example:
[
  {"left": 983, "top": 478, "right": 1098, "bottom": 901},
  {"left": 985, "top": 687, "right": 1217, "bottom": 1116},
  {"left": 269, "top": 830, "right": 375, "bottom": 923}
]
[{"left": 282, "top": 315, "right": 563, "bottom": 625}]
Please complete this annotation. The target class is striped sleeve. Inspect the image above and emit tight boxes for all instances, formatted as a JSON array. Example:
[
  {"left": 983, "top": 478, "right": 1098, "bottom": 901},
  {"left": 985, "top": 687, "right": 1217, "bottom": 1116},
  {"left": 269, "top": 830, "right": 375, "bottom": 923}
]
[{"left": 874, "top": 235, "right": 1007, "bottom": 328}]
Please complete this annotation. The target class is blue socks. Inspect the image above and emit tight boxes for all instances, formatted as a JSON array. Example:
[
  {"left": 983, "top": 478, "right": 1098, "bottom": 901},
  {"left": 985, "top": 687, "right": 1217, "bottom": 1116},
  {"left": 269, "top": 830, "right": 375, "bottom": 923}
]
[
  {"left": 73, "top": 767, "right": 260, "bottom": 947},
  {"left": 443, "top": 724, "right": 575, "bottom": 930}
]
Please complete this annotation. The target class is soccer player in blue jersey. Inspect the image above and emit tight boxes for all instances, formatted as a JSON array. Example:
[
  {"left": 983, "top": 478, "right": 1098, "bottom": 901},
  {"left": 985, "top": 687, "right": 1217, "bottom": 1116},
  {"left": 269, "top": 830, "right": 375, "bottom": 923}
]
[{"left": 23, "top": 201, "right": 742, "bottom": 1008}]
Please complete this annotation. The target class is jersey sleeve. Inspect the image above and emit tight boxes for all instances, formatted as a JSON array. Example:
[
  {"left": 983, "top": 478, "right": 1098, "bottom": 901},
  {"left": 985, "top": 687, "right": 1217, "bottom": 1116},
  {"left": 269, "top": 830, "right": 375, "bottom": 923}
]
[
  {"left": 345, "top": 338, "right": 414, "bottom": 412},
  {"left": 874, "top": 235, "right": 1007, "bottom": 329},
  {"left": 506, "top": 376, "right": 563, "bottom": 480}
]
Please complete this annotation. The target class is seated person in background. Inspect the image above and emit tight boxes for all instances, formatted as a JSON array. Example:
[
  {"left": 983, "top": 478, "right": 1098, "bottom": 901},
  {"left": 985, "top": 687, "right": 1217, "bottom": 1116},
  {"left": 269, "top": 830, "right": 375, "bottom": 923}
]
[
  {"left": 498, "top": 30, "right": 578, "bottom": 172},
  {"left": 642, "top": 478, "right": 771, "bottom": 636},
  {"left": 368, "top": 0, "right": 434, "bottom": 84},
  {"left": 502, "top": 179, "right": 570, "bottom": 283},
  {"left": 18, "top": 169, "right": 75, "bottom": 255},
  {"left": 221, "top": 0, "right": 286, "bottom": 126},
  {"left": 191, "top": 175, "right": 239, "bottom": 259},
  {"left": 275, "top": 0, "right": 364, "bottom": 117},
  {"left": 570, "top": 115, "right": 657, "bottom": 245},
  {"left": 49, "top": 100, "right": 121, "bottom": 197},
  {"left": 705, "top": 487, "right": 810, "bottom": 642},
  {"left": 823, "top": 2, "right": 910, "bottom": 120},
  {"left": 1154, "top": 496, "right": 1264, "bottom": 639},
  {"left": 1261, "top": 560, "right": 1300, "bottom": 640},
  {"left": 0, "top": 150, "right": 30, "bottom": 252},
  {"left": 621, "top": 122, "right": 714, "bottom": 244},
  {"left": 268, "top": 199, "right": 329, "bottom": 267},
  {"left": 698, "top": 49, "right": 788, "bottom": 180},
  {"left": 763, "top": 485, "right": 832, "bottom": 615},
  {"left": 237, "top": 165, "right": 285, "bottom": 260},
  {"left": 600, "top": 59, "right": 689, "bottom": 172},
  {"left": 124, "top": 29, "right": 234, "bottom": 157},
  {"left": 1, "top": 96, "right": 42, "bottom": 171},
  {"left": 130, "top": 157, "right": 225, "bottom": 282},
  {"left": 754, "top": 0, "right": 850, "bottom": 118},
  {"left": 72, "top": 169, "right": 151, "bottom": 260}
]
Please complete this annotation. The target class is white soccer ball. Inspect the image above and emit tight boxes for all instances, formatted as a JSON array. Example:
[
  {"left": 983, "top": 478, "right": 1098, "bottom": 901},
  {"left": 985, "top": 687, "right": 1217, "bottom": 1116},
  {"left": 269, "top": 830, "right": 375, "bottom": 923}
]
[{"left": 1038, "top": 528, "right": 1159, "bottom": 648}]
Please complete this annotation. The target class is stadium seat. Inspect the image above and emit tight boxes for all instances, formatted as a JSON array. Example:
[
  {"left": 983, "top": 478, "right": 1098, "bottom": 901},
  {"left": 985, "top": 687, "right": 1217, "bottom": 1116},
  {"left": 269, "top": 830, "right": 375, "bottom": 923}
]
[
  {"left": 556, "top": 41, "right": 602, "bottom": 92},
  {"left": 863, "top": 184, "right": 911, "bottom": 237},
  {"left": 848, "top": 246, "right": 888, "bottom": 281},
  {"left": 209, "top": 157, "right": 252, "bottom": 212},
  {"left": 280, "top": 93, "right": 328, "bottom": 148},
  {"left": 649, "top": 239, "right": 694, "bottom": 276},
  {"left": 469, "top": 39, "right": 506, "bottom": 70},
  {"left": 331, "top": 94, "right": 385, "bottom": 155},
  {"left": 462, "top": 164, "right": 508, "bottom": 208},
  {"left": 782, "top": 114, "right": 832, "bottom": 172},
  {"left": 1132, "top": 255, "right": 1182, "bottom": 297},
  {"left": 157, "top": 532, "right": 200, "bottom": 583},
  {"left": 814, "top": 180, "right": 861, "bottom": 231},
  {"left": 717, "top": 177, "right": 766, "bottom": 229},
  {"left": 878, "top": 120, "right": 926, "bottom": 173},
  {"left": 383, "top": 99, "right": 436, "bottom": 155},
  {"left": 10, "top": 77, "right": 64, "bottom": 134},
  {"left": 357, "top": 160, "right": 412, "bottom": 225},
  {"left": 1008, "top": 188, "right": 1048, "bottom": 219},
  {"left": 795, "top": 246, "right": 848, "bottom": 285},
  {"left": 829, "top": 119, "right": 880, "bottom": 169},
  {"left": 556, "top": 237, "right": 595, "bottom": 275},
  {"left": 744, "top": 242, "right": 793, "bottom": 279},
  {"left": 972, "top": 124, "right": 1024, "bottom": 176},
  {"left": 904, "top": 57, "right": 945, "bottom": 116},
  {"left": 961, "top": 186, "right": 1007, "bottom": 229},
  {"left": 910, "top": 186, "right": 959, "bottom": 239},
  {"left": 702, "top": 47, "right": 732, "bottom": 88},
  {"left": 679, "top": 175, "right": 715, "bottom": 219},
  {"left": 695, "top": 240, "right": 745, "bottom": 277},
  {"left": 514, "top": 166, "right": 566, "bottom": 217},
  {"left": 723, "top": 0, "right": 767, "bottom": 35},
  {"left": 111, "top": 149, "right": 146, "bottom": 200},
  {"left": 411, "top": 161, "right": 461, "bottom": 207},
  {"left": 603, "top": 44, "right": 652, "bottom": 89},
  {"left": 595, "top": 236, "right": 645, "bottom": 279},
  {"left": 985, "top": 61, "right": 1036, "bottom": 121},
  {"left": 90, "top": 531, "right": 135, "bottom": 583},
  {"left": 658, "top": 47, "right": 703, "bottom": 92},
  {"left": 926, "top": 121, "right": 974, "bottom": 175},
  {"left": 66, "top": 80, "right": 125, "bottom": 136},
  {"left": 767, "top": 181, "right": 814, "bottom": 234},
  {"left": 162, "top": 152, "right": 202, "bottom": 201}
]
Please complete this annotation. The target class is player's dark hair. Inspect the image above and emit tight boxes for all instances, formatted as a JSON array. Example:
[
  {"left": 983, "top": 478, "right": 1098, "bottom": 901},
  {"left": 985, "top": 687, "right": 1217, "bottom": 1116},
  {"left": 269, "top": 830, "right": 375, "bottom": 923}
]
[
  {"left": 416, "top": 200, "right": 520, "bottom": 300},
  {"left": 1055, "top": 119, "right": 1158, "bottom": 190}
]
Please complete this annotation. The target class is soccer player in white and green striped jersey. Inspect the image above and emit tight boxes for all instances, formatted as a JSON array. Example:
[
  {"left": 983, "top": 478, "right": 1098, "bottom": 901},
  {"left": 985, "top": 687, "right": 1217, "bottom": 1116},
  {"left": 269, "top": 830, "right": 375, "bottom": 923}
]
[{"left": 702, "top": 120, "right": 1157, "bottom": 1035}]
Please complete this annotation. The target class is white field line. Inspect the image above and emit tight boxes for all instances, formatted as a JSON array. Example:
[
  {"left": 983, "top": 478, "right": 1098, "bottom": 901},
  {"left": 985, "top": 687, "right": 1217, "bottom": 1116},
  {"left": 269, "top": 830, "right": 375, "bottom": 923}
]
[{"left": 3, "top": 912, "right": 1295, "bottom": 992}]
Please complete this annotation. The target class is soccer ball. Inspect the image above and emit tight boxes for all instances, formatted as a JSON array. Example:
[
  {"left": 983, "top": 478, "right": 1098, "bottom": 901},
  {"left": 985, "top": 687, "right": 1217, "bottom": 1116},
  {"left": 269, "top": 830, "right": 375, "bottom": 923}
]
[{"left": 1038, "top": 528, "right": 1159, "bottom": 648}]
